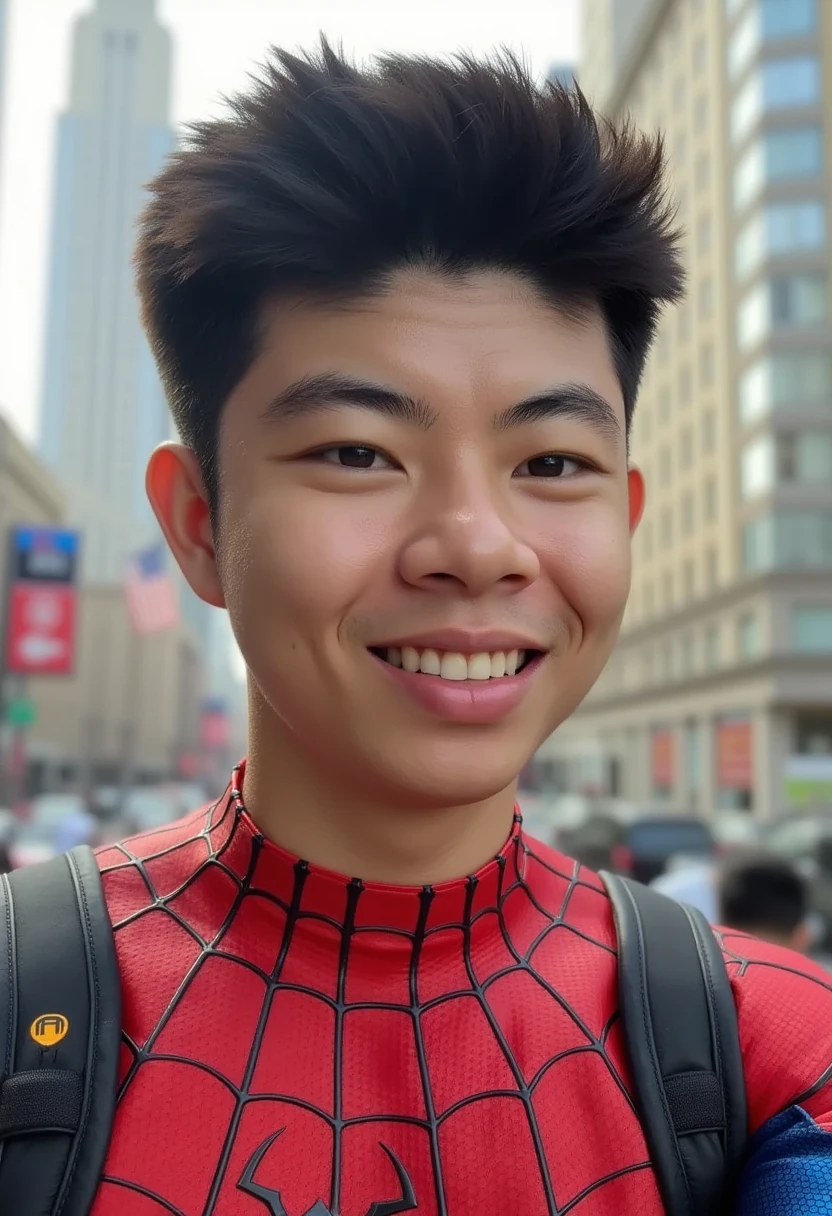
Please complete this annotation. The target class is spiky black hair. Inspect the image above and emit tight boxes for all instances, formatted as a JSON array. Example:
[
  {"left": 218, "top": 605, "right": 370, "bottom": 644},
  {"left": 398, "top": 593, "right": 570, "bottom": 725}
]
[{"left": 136, "top": 39, "right": 683, "bottom": 511}]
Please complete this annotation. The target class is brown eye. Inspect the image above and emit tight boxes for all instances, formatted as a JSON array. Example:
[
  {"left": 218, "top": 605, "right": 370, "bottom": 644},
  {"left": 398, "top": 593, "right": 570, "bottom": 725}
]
[
  {"left": 515, "top": 454, "right": 584, "bottom": 478},
  {"left": 527, "top": 455, "right": 567, "bottom": 477},
  {"left": 319, "top": 445, "right": 390, "bottom": 469}
]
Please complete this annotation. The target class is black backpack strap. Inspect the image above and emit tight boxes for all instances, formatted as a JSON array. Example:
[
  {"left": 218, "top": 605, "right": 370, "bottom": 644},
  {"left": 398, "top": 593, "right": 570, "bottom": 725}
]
[
  {"left": 0, "top": 845, "right": 121, "bottom": 1215},
  {"left": 600, "top": 872, "right": 748, "bottom": 1216}
]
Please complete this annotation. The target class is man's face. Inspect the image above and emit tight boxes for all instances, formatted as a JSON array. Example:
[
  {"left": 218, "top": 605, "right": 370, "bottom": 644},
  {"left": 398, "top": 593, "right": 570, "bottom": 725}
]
[{"left": 215, "top": 269, "right": 642, "bottom": 807}]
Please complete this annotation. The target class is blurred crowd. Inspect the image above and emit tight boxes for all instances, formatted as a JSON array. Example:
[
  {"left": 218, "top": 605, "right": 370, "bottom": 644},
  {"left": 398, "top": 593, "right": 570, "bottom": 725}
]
[{"left": 545, "top": 800, "right": 832, "bottom": 969}]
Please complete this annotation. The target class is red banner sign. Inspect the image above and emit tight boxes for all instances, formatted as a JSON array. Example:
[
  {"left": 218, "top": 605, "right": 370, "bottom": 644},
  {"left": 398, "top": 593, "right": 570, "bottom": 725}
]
[
  {"left": 716, "top": 718, "right": 753, "bottom": 790},
  {"left": 651, "top": 729, "right": 675, "bottom": 789},
  {"left": 4, "top": 583, "right": 77, "bottom": 675}
]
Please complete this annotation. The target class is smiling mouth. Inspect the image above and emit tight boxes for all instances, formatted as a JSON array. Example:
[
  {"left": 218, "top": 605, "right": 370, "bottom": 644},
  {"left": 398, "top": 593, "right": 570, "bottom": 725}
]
[{"left": 369, "top": 646, "right": 542, "bottom": 681}]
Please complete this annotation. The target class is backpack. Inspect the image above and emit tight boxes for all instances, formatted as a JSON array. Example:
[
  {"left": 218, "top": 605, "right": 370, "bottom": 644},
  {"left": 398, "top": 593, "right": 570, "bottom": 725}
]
[{"left": 0, "top": 848, "right": 748, "bottom": 1215}]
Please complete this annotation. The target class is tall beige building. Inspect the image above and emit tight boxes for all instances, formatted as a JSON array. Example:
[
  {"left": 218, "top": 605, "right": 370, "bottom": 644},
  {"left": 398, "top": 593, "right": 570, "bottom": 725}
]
[
  {"left": 39, "top": 0, "right": 174, "bottom": 582},
  {"left": 541, "top": 0, "right": 832, "bottom": 818}
]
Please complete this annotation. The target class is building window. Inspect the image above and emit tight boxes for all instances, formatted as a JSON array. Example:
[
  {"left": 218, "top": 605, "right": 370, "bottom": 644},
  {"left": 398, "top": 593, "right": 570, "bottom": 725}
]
[
  {"left": 698, "top": 278, "right": 714, "bottom": 319},
  {"left": 704, "top": 624, "right": 721, "bottom": 669},
  {"left": 741, "top": 434, "right": 775, "bottom": 499},
  {"left": 682, "top": 492, "right": 695, "bottom": 535},
  {"left": 702, "top": 409, "right": 716, "bottom": 454},
  {"left": 694, "top": 36, "right": 707, "bottom": 73},
  {"left": 663, "top": 570, "right": 675, "bottom": 609},
  {"left": 699, "top": 342, "right": 714, "bottom": 386},
  {"left": 742, "top": 431, "right": 832, "bottom": 498},
  {"left": 731, "top": 56, "right": 821, "bottom": 144},
  {"left": 660, "top": 444, "right": 673, "bottom": 486},
  {"left": 733, "top": 126, "right": 823, "bottom": 211},
  {"left": 735, "top": 201, "right": 825, "bottom": 279},
  {"left": 739, "top": 352, "right": 832, "bottom": 423},
  {"left": 729, "top": 0, "right": 817, "bottom": 81},
  {"left": 677, "top": 302, "right": 692, "bottom": 343},
  {"left": 644, "top": 581, "right": 655, "bottom": 616},
  {"left": 706, "top": 547, "right": 719, "bottom": 589},
  {"left": 779, "top": 432, "right": 832, "bottom": 484},
  {"left": 792, "top": 606, "right": 832, "bottom": 653},
  {"left": 737, "top": 613, "right": 761, "bottom": 659},
  {"left": 743, "top": 510, "right": 832, "bottom": 571},
  {"left": 737, "top": 274, "right": 827, "bottom": 350},
  {"left": 697, "top": 215, "right": 712, "bottom": 255},
  {"left": 661, "top": 507, "right": 674, "bottom": 548},
  {"left": 681, "top": 632, "right": 695, "bottom": 674},
  {"left": 683, "top": 560, "right": 696, "bottom": 601},
  {"left": 680, "top": 428, "right": 694, "bottom": 470},
  {"left": 705, "top": 477, "right": 718, "bottom": 522},
  {"left": 680, "top": 364, "right": 692, "bottom": 405},
  {"left": 695, "top": 93, "right": 709, "bottom": 132},
  {"left": 696, "top": 153, "right": 711, "bottom": 192},
  {"left": 673, "top": 133, "right": 688, "bottom": 172},
  {"left": 642, "top": 519, "right": 654, "bottom": 560}
]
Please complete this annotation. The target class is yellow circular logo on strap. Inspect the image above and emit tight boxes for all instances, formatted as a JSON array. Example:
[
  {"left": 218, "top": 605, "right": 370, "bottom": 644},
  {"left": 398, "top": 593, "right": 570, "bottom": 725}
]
[{"left": 30, "top": 1013, "right": 70, "bottom": 1048}]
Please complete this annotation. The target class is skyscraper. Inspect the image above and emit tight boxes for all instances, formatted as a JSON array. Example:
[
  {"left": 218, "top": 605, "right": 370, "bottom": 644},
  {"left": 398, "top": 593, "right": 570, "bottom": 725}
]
[
  {"left": 39, "top": 0, "right": 174, "bottom": 581},
  {"left": 540, "top": 0, "right": 832, "bottom": 817}
]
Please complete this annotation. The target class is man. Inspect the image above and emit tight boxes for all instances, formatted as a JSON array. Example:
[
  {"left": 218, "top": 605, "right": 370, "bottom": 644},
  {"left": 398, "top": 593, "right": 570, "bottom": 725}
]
[
  {"left": 80, "top": 43, "right": 832, "bottom": 1213},
  {"left": 718, "top": 853, "right": 812, "bottom": 953}
]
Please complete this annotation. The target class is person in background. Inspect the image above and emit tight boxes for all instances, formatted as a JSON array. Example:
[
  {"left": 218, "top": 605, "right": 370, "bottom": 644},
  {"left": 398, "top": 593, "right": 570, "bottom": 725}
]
[
  {"left": 650, "top": 854, "right": 718, "bottom": 922},
  {"left": 718, "top": 853, "right": 811, "bottom": 952}
]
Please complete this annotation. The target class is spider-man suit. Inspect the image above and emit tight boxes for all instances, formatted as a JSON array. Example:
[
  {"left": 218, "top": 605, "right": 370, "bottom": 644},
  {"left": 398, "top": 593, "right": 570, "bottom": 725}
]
[{"left": 89, "top": 770, "right": 832, "bottom": 1215}]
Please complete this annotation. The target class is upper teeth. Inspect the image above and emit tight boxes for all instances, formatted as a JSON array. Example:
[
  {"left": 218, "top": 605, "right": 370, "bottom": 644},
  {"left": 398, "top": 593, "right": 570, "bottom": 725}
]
[{"left": 384, "top": 647, "right": 525, "bottom": 680}]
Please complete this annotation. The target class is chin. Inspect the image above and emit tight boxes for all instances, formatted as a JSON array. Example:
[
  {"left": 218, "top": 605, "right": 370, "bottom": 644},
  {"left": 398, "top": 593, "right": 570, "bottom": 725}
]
[{"left": 370, "top": 744, "right": 528, "bottom": 811}]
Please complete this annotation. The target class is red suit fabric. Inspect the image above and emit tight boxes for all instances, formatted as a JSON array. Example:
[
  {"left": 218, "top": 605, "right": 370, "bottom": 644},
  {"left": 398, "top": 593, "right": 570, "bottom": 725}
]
[{"left": 90, "top": 773, "right": 832, "bottom": 1215}]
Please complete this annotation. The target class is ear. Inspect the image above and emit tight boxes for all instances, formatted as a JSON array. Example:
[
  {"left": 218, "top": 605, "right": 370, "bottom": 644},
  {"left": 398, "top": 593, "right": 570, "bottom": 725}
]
[
  {"left": 627, "top": 465, "right": 646, "bottom": 535},
  {"left": 146, "top": 443, "right": 225, "bottom": 608}
]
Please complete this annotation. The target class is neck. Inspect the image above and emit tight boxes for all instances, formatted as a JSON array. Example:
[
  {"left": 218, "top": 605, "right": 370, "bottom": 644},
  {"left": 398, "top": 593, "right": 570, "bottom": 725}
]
[{"left": 243, "top": 707, "right": 519, "bottom": 887}]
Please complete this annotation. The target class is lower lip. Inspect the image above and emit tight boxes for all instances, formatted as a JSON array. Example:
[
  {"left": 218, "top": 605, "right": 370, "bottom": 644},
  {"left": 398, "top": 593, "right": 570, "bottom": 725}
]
[{"left": 372, "top": 652, "right": 545, "bottom": 724}]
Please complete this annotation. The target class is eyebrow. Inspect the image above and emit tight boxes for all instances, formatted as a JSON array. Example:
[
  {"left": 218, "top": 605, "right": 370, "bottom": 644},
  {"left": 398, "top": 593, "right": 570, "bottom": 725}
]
[
  {"left": 493, "top": 384, "right": 622, "bottom": 443},
  {"left": 262, "top": 371, "right": 621, "bottom": 443},
  {"left": 261, "top": 371, "right": 437, "bottom": 429}
]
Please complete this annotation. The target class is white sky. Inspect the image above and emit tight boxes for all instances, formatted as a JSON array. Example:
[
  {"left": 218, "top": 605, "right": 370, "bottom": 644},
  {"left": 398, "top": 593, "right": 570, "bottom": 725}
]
[{"left": 0, "top": 0, "right": 580, "bottom": 444}]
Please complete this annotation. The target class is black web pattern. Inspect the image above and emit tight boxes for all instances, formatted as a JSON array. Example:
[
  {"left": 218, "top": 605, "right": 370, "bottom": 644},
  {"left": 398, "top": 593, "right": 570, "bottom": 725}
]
[{"left": 96, "top": 782, "right": 656, "bottom": 1216}]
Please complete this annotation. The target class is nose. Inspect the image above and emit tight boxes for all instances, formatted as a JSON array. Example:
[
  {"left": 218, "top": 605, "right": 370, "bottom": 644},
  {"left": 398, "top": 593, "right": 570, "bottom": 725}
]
[{"left": 397, "top": 479, "right": 540, "bottom": 598}]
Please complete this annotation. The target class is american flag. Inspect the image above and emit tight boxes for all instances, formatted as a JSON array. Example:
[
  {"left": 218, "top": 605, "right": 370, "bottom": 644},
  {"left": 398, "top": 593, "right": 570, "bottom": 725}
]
[{"left": 124, "top": 543, "right": 179, "bottom": 634}]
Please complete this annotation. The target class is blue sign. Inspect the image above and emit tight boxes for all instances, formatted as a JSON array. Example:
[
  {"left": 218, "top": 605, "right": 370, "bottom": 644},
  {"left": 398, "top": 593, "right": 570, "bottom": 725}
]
[{"left": 12, "top": 527, "right": 80, "bottom": 584}]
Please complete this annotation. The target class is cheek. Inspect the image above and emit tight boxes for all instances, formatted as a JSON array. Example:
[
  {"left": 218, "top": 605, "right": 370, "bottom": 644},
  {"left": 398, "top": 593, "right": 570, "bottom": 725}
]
[
  {"left": 537, "top": 502, "right": 632, "bottom": 634},
  {"left": 220, "top": 486, "right": 395, "bottom": 639}
]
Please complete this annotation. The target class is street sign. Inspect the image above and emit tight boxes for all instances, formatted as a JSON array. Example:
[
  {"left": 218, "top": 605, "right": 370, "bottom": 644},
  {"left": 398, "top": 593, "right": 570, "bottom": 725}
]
[
  {"left": 4, "top": 582, "right": 77, "bottom": 675},
  {"left": 5, "top": 697, "right": 36, "bottom": 728},
  {"left": 12, "top": 527, "right": 79, "bottom": 584},
  {"left": 3, "top": 526, "right": 80, "bottom": 677}
]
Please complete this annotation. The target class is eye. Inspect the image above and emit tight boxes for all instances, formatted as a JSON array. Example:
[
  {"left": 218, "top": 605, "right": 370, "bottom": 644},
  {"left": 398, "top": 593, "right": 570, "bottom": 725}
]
[
  {"left": 514, "top": 453, "right": 586, "bottom": 478},
  {"left": 316, "top": 445, "right": 394, "bottom": 470}
]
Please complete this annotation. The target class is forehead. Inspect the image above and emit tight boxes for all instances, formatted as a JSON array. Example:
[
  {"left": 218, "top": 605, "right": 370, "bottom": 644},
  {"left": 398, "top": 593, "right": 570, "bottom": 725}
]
[{"left": 247, "top": 268, "right": 623, "bottom": 418}]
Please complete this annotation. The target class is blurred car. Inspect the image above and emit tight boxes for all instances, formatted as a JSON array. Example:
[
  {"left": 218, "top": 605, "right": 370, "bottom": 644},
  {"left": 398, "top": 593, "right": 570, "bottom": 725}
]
[
  {"left": 560, "top": 810, "right": 717, "bottom": 885},
  {"left": 761, "top": 809, "right": 832, "bottom": 951},
  {"left": 122, "top": 788, "right": 181, "bottom": 834},
  {"left": 10, "top": 792, "right": 95, "bottom": 867},
  {"left": 711, "top": 810, "right": 760, "bottom": 853}
]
